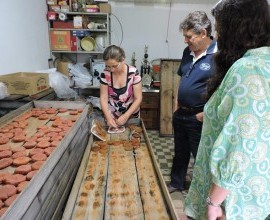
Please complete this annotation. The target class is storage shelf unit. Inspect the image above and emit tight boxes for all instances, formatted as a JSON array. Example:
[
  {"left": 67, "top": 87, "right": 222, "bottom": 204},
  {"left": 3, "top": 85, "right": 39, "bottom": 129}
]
[{"left": 47, "top": 3, "right": 111, "bottom": 61}]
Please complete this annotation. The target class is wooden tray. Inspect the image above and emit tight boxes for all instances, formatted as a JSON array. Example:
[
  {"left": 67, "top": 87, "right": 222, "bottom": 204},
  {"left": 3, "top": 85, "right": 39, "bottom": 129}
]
[
  {"left": 62, "top": 118, "right": 177, "bottom": 220},
  {"left": 0, "top": 101, "right": 92, "bottom": 220}
]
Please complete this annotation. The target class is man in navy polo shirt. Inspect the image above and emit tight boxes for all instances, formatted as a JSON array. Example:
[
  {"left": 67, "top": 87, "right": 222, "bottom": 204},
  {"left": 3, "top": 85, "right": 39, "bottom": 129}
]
[{"left": 168, "top": 11, "right": 217, "bottom": 193}]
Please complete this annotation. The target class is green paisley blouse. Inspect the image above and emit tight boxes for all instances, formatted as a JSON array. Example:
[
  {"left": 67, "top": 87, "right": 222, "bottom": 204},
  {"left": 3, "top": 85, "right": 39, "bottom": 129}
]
[{"left": 185, "top": 47, "right": 270, "bottom": 220}]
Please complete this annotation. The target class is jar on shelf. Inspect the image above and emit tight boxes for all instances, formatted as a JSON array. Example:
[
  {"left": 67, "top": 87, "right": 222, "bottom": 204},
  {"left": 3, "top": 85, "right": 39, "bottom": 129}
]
[{"left": 72, "top": 0, "right": 78, "bottom": 12}]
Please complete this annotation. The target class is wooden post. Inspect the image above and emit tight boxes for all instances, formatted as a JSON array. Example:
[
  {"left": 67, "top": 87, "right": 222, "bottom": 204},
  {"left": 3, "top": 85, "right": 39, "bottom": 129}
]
[{"left": 159, "top": 59, "right": 181, "bottom": 136}]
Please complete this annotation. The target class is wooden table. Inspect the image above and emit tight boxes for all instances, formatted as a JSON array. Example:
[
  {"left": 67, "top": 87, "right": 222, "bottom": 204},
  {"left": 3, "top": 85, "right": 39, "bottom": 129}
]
[{"left": 0, "top": 88, "right": 56, "bottom": 117}]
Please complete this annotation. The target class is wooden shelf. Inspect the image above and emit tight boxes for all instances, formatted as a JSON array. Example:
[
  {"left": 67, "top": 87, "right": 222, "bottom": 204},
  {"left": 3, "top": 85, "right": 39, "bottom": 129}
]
[{"left": 51, "top": 50, "right": 103, "bottom": 54}]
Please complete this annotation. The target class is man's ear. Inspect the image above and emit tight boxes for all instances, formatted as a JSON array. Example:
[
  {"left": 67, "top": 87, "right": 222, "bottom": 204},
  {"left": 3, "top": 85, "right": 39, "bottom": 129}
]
[{"left": 201, "top": 29, "right": 207, "bottom": 38}]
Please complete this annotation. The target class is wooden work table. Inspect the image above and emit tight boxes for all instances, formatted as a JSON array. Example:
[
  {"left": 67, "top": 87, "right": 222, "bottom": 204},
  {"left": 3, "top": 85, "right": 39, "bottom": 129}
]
[{"left": 0, "top": 88, "right": 57, "bottom": 117}]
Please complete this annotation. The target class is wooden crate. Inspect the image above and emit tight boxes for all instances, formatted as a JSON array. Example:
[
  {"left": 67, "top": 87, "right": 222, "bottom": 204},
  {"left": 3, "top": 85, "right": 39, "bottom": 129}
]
[
  {"left": 0, "top": 101, "right": 92, "bottom": 220},
  {"left": 159, "top": 59, "right": 181, "bottom": 136},
  {"left": 62, "top": 118, "right": 178, "bottom": 220}
]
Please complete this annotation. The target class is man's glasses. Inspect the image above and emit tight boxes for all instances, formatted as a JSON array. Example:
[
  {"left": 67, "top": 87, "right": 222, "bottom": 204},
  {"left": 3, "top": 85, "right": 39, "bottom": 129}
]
[{"left": 105, "top": 62, "right": 120, "bottom": 70}]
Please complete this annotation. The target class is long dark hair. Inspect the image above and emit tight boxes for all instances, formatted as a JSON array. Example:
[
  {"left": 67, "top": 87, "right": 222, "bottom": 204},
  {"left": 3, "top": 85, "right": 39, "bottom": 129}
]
[{"left": 207, "top": 0, "right": 270, "bottom": 98}]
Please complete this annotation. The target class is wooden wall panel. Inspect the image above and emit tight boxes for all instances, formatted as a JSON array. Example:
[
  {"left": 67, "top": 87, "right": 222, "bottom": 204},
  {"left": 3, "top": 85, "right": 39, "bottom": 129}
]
[{"left": 159, "top": 59, "right": 181, "bottom": 136}]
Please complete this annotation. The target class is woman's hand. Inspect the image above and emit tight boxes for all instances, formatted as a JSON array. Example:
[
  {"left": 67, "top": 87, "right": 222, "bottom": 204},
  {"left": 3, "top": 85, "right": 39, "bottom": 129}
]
[
  {"left": 116, "top": 114, "right": 128, "bottom": 126},
  {"left": 106, "top": 117, "right": 118, "bottom": 128},
  {"left": 196, "top": 112, "right": 204, "bottom": 122},
  {"left": 206, "top": 205, "right": 225, "bottom": 220}
]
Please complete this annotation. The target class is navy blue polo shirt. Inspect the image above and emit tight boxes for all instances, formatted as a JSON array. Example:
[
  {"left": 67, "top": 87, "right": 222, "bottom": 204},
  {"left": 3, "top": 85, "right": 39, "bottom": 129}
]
[{"left": 177, "top": 39, "right": 217, "bottom": 108}]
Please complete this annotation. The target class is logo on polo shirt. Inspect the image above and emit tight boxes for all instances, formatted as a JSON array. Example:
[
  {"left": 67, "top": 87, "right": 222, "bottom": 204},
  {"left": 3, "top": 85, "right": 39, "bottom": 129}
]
[{"left": 200, "top": 63, "right": 211, "bottom": 71}]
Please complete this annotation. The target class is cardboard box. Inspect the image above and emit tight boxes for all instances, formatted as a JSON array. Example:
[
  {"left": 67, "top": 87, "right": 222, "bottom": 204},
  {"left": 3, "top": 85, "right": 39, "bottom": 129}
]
[
  {"left": 73, "top": 16, "right": 83, "bottom": 28},
  {"left": 50, "top": 30, "right": 77, "bottom": 51},
  {"left": 47, "top": 11, "right": 58, "bottom": 20},
  {"left": 53, "top": 20, "right": 74, "bottom": 28},
  {"left": 57, "top": 61, "right": 72, "bottom": 78},
  {"left": 99, "top": 3, "right": 111, "bottom": 13},
  {"left": 0, "top": 72, "right": 49, "bottom": 95}
]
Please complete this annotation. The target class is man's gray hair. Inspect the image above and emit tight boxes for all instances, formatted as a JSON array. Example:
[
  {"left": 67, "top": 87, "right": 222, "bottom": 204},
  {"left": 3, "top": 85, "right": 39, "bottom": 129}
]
[{"left": 180, "top": 11, "right": 212, "bottom": 36}]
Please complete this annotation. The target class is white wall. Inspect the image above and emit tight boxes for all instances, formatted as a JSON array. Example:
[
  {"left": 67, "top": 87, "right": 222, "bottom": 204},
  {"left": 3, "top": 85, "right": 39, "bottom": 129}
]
[
  {"left": 110, "top": 2, "right": 214, "bottom": 66},
  {"left": 0, "top": 1, "right": 50, "bottom": 75},
  {"left": 0, "top": 1, "right": 215, "bottom": 75}
]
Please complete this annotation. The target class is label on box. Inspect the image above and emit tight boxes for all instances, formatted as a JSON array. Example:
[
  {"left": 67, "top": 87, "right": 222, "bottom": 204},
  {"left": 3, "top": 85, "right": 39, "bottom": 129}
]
[
  {"left": 47, "top": 11, "right": 57, "bottom": 20},
  {"left": 50, "top": 30, "right": 77, "bottom": 51},
  {"left": 72, "top": 30, "right": 91, "bottom": 37}
]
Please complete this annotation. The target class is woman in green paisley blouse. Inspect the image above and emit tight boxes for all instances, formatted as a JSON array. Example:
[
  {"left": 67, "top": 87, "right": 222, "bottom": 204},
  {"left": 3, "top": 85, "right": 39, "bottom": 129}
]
[{"left": 184, "top": 0, "right": 270, "bottom": 219}]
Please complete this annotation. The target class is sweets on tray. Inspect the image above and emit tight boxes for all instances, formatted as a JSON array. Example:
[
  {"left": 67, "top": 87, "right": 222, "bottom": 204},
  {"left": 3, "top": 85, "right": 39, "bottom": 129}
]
[
  {"left": 70, "top": 124, "right": 171, "bottom": 220},
  {"left": 0, "top": 107, "right": 82, "bottom": 217}
]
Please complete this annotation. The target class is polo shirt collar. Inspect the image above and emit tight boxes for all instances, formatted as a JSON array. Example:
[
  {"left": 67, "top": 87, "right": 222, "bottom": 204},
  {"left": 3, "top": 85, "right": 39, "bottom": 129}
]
[{"left": 190, "top": 39, "right": 217, "bottom": 59}]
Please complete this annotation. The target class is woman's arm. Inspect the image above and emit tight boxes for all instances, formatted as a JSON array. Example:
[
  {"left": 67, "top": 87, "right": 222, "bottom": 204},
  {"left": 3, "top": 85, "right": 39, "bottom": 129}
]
[
  {"left": 206, "top": 183, "right": 229, "bottom": 220},
  {"left": 116, "top": 82, "right": 142, "bottom": 126},
  {"left": 100, "top": 84, "right": 118, "bottom": 127}
]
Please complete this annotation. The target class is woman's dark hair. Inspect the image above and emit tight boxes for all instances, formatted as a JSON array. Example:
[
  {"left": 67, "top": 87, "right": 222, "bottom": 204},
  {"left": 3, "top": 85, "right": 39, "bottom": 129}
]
[
  {"left": 103, "top": 45, "right": 125, "bottom": 62},
  {"left": 207, "top": 0, "right": 270, "bottom": 98}
]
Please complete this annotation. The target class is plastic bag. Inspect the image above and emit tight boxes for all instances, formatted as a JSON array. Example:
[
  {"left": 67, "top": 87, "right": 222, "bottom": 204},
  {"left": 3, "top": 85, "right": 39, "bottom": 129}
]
[
  {"left": 0, "top": 82, "right": 9, "bottom": 99},
  {"left": 69, "top": 63, "right": 92, "bottom": 89},
  {"left": 49, "top": 71, "right": 77, "bottom": 99}
]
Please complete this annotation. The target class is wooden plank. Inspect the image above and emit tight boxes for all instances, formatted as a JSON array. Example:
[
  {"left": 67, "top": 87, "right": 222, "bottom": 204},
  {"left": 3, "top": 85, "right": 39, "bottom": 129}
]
[
  {"left": 140, "top": 122, "right": 178, "bottom": 220},
  {"left": 159, "top": 59, "right": 181, "bottom": 136},
  {"left": 36, "top": 125, "right": 89, "bottom": 219},
  {"left": 0, "top": 89, "right": 55, "bottom": 110},
  {"left": 61, "top": 135, "right": 94, "bottom": 219},
  {"left": 105, "top": 145, "right": 144, "bottom": 220},
  {"left": 22, "top": 88, "right": 55, "bottom": 101},
  {"left": 1, "top": 94, "right": 27, "bottom": 101},
  {"left": 70, "top": 140, "right": 108, "bottom": 220},
  {"left": 0, "top": 102, "right": 33, "bottom": 125},
  {"left": 38, "top": 129, "right": 89, "bottom": 220},
  {"left": 135, "top": 145, "right": 170, "bottom": 219}
]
